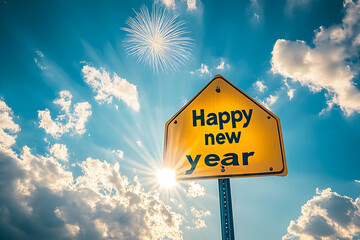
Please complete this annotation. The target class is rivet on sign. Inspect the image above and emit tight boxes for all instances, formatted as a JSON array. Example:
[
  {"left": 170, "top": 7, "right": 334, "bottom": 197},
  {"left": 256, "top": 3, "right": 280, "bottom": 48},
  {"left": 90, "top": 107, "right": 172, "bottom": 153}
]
[
  {"left": 270, "top": 167, "right": 273, "bottom": 171},
  {"left": 174, "top": 120, "right": 177, "bottom": 124},
  {"left": 221, "top": 165, "right": 225, "bottom": 172},
  {"left": 267, "top": 116, "right": 270, "bottom": 119},
  {"left": 216, "top": 86, "right": 220, "bottom": 93}
]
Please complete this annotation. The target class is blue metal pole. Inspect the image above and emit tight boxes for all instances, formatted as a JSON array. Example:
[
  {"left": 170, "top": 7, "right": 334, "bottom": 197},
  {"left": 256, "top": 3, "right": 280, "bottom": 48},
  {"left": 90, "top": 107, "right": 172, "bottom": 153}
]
[{"left": 218, "top": 178, "right": 235, "bottom": 240}]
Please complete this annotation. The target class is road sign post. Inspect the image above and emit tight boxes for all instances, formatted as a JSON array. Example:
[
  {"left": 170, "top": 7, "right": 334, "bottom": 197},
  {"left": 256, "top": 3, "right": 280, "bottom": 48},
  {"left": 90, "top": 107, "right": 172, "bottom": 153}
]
[
  {"left": 219, "top": 178, "right": 234, "bottom": 240},
  {"left": 163, "top": 74, "right": 287, "bottom": 239}
]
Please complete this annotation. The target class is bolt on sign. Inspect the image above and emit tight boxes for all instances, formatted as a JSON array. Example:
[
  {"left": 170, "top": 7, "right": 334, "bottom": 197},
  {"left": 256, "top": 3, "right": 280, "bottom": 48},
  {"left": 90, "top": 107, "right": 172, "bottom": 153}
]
[{"left": 163, "top": 75, "right": 287, "bottom": 181}]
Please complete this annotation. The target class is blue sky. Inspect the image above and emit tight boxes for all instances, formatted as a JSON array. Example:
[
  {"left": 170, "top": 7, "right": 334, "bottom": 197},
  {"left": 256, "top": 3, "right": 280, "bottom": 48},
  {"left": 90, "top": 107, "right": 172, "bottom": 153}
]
[{"left": 0, "top": 0, "right": 360, "bottom": 239}]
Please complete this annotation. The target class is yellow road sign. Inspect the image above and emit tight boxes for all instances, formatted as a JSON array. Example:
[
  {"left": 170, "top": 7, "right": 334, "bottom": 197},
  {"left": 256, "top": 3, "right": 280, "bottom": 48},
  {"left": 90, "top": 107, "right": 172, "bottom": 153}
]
[{"left": 163, "top": 75, "right": 287, "bottom": 181}]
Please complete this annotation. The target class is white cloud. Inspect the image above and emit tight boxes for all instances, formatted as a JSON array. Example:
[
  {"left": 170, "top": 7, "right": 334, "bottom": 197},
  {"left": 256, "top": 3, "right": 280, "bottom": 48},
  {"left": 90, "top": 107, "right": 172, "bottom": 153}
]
[
  {"left": 19, "top": 146, "right": 74, "bottom": 193},
  {"left": 170, "top": 198, "right": 183, "bottom": 209},
  {"left": 287, "top": 88, "right": 295, "bottom": 100},
  {"left": 156, "top": 0, "right": 199, "bottom": 10},
  {"left": 271, "top": 0, "right": 360, "bottom": 116},
  {"left": 158, "top": 0, "right": 175, "bottom": 8},
  {"left": 187, "top": 0, "right": 197, "bottom": 10},
  {"left": 190, "top": 63, "right": 211, "bottom": 77},
  {"left": 260, "top": 94, "right": 278, "bottom": 109},
  {"left": 0, "top": 144, "right": 184, "bottom": 240},
  {"left": 36, "top": 50, "right": 44, "bottom": 58},
  {"left": 34, "top": 50, "right": 47, "bottom": 70},
  {"left": 254, "top": 80, "right": 267, "bottom": 93},
  {"left": 112, "top": 149, "right": 124, "bottom": 160},
  {"left": 49, "top": 143, "right": 69, "bottom": 162},
  {"left": 190, "top": 206, "right": 211, "bottom": 218},
  {"left": 186, "top": 181, "right": 206, "bottom": 198},
  {"left": 38, "top": 91, "right": 92, "bottom": 138},
  {"left": 283, "top": 188, "right": 360, "bottom": 240},
  {"left": 199, "top": 63, "right": 210, "bottom": 75},
  {"left": 136, "top": 140, "right": 142, "bottom": 147},
  {"left": 250, "top": 0, "right": 261, "bottom": 22},
  {"left": 64, "top": 223, "right": 80, "bottom": 236},
  {"left": 216, "top": 59, "right": 230, "bottom": 70},
  {"left": 0, "top": 99, "right": 20, "bottom": 148},
  {"left": 283, "top": 79, "right": 296, "bottom": 100},
  {"left": 193, "top": 58, "right": 230, "bottom": 76},
  {"left": 216, "top": 61, "right": 224, "bottom": 70},
  {"left": 186, "top": 207, "right": 211, "bottom": 230},
  {"left": 82, "top": 65, "right": 140, "bottom": 112},
  {"left": 187, "top": 219, "right": 207, "bottom": 230}
]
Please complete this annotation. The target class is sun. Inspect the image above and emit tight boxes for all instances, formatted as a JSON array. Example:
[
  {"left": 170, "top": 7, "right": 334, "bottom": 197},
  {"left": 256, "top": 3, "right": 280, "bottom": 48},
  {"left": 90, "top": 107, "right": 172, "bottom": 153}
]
[{"left": 157, "top": 168, "right": 176, "bottom": 188}]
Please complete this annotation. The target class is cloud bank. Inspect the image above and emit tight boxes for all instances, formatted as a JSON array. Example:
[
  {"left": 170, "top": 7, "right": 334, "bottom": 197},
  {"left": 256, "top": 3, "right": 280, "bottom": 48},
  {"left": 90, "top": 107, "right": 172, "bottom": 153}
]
[
  {"left": 0, "top": 100, "right": 184, "bottom": 240},
  {"left": 283, "top": 188, "right": 360, "bottom": 240},
  {"left": 0, "top": 147, "right": 184, "bottom": 240},
  {"left": 271, "top": 0, "right": 360, "bottom": 116}
]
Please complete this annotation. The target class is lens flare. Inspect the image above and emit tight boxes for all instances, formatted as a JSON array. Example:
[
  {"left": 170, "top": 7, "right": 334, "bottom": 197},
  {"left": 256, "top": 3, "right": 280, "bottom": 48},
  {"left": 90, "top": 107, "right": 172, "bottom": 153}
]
[
  {"left": 122, "top": 5, "right": 193, "bottom": 72},
  {"left": 157, "top": 168, "right": 176, "bottom": 188}
]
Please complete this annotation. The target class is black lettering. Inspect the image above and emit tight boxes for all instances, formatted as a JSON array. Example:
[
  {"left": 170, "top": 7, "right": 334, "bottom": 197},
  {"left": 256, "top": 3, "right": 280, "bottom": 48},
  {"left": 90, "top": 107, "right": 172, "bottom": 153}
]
[
  {"left": 231, "top": 110, "right": 242, "bottom": 128},
  {"left": 225, "top": 131, "right": 241, "bottom": 144},
  {"left": 216, "top": 133, "right": 226, "bottom": 144},
  {"left": 192, "top": 109, "right": 205, "bottom": 127},
  {"left": 206, "top": 113, "right": 218, "bottom": 126},
  {"left": 205, "top": 133, "right": 215, "bottom": 145},
  {"left": 221, "top": 153, "right": 239, "bottom": 166},
  {"left": 204, "top": 154, "right": 219, "bottom": 167},
  {"left": 242, "top": 109, "right": 253, "bottom": 128},
  {"left": 185, "top": 155, "right": 201, "bottom": 175},
  {"left": 242, "top": 152, "right": 254, "bottom": 165},
  {"left": 218, "top": 111, "right": 230, "bottom": 130}
]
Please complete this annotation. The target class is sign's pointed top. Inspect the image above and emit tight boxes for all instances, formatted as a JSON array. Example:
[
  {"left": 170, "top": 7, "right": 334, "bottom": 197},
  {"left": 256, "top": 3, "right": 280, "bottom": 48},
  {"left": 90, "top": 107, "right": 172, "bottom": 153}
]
[{"left": 213, "top": 74, "right": 224, "bottom": 78}]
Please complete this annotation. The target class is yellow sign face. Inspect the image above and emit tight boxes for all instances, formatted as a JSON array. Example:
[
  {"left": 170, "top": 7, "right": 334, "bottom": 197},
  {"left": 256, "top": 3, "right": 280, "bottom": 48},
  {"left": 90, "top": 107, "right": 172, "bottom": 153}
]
[{"left": 163, "top": 75, "right": 287, "bottom": 181}]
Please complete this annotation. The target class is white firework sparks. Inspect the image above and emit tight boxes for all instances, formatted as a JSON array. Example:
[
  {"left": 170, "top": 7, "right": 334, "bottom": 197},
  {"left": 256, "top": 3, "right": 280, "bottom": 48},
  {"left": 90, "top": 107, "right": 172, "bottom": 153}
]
[{"left": 122, "top": 5, "right": 193, "bottom": 72}]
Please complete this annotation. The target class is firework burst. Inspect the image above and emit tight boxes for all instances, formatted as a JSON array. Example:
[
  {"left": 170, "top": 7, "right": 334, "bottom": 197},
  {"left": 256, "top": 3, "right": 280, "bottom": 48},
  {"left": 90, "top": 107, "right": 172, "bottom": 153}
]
[{"left": 122, "top": 5, "right": 193, "bottom": 72}]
